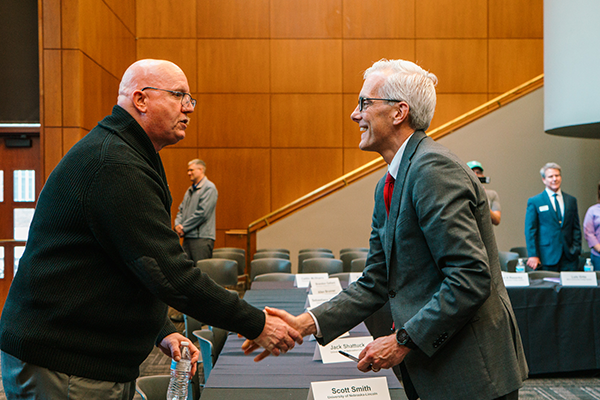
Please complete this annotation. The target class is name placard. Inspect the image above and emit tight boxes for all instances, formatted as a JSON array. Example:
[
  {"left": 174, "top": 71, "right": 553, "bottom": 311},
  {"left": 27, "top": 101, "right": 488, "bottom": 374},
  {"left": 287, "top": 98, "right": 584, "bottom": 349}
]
[
  {"left": 295, "top": 273, "right": 329, "bottom": 288},
  {"left": 314, "top": 336, "right": 373, "bottom": 364},
  {"left": 501, "top": 271, "right": 530, "bottom": 287},
  {"left": 560, "top": 272, "right": 598, "bottom": 286},
  {"left": 307, "top": 294, "right": 335, "bottom": 308},
  {"left": 309, "top": 278, "right": 343, "bottom": 295},
  {"left": 349, "top": 273, "right": 362, "bottom": 284},
  {"left": 307, "top": 377, "right": 391, "bottom": 400}
]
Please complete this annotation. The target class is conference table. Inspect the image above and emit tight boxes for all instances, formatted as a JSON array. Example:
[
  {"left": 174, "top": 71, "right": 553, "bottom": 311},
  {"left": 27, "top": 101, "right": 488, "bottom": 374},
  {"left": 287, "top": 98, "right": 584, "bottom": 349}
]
[
  {"left": 200, "top": 286, "right": 408, "bottom": 400},
  {"left": 506, "top": 278, "right": 600, "bottom": 375}
]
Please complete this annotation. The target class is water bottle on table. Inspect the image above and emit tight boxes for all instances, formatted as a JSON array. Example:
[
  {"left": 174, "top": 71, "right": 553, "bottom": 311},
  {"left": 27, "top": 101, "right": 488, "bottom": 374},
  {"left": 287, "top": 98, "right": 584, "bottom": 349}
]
[
  {"left": 167, "top": 340, "right": 192, "bottom": 400},
  {"left": 515, "top": 258, "right": 525, "bottom": 273},
  {"left": 584, "top": 258, "right": 594, "bottom": 272}
]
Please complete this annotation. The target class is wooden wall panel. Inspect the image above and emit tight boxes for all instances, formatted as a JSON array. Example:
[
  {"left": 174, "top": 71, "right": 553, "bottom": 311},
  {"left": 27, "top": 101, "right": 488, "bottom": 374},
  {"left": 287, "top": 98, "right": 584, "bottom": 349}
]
[
  {"left": 271, "top": 94, "right": 342, "bottom": 148},
  {"left": 416, "top": 39, "right": 488, "bottom": 93},
  {"left": 416, "top": 0, "right": 487, "bottom": 38},
  {"left": 78, "top": 0, "right": 136, "bottom": 79},
  {"left": 42, "top": 0, "right": 61, "bottom": 48},
  {"left": 103, "top": 0, "right": 136, "bottom": 35},
  {"left": 61, "top": 0, "right": 79, "bottom": 49},
  {"left": 342, "top": 0, "right": 415, "bottom": 38},
  {"left": 43, "top": 128, "right": 63, "bottom": 180},
  {"left": 81, "top": 55, "right": 120, "bottom": 132},
  {"left": 271, "top": 149, "right": 343, "bottom": 209},
  {"left": 61, "top": 50, "right": 82, "bottom": 128},
  {"left": 342, "top": 94, "right": 361, "bottom": 147},
  {"left": 197, "top": 0, "right": 270, "bottom": 38},
  {"left": 43, "top": 50, "right": 62, "bottom": 127},
  {"left": 136, "top": 0, "right": 196, "bottom": 38},
  {"left": 197, "top": 39, "right": 270, "bottom": 93},
  {"left": 489, "top": 0, "right": 544, "bottom": 38},
  {"left": 270, "top": 0, "right": 342, "bottom": 38},
  {"left": 489, "top": 39, "right": 543, "bottom": 93},
  {"left": 62, "top": 128, "right": 87, "bottom": 154},
  {"left": 271, "top": 40, "right": 342, "bottom": 93},
  {"left": 201, "top": 149, "right": 272, "bottom": 228},
  {"left": 343, "top": 149, "right": 382, "bottom": 174},
  {"left": 159, "top": 148, "right": 199, "bottom": 223},
  {"left": 196, "top": 94, "right": 270, "bottom": 148},
  {"left": 343, "top": 40, "right": 415, "bottom": 93},
  {"left": 430, "top": 94, "right": 489, "bottom": 131}
]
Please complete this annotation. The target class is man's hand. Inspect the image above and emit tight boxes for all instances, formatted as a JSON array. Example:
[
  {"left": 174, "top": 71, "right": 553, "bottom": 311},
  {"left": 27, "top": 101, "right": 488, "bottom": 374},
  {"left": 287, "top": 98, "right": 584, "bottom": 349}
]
[
  {"left": 527, "top": 256, "right": 540, "bottom": 270},
  {"left": 158, "top": 332, "right": 200, "bottom": 378},
  {"left": 357, "top": 334, "right": 410, "bottom": 373},
  {"left": 174, "top": 224, "right": 184, "bottom": 237},
  {"left": 242, "top": 307, "right": 314, "bottom": 362}
]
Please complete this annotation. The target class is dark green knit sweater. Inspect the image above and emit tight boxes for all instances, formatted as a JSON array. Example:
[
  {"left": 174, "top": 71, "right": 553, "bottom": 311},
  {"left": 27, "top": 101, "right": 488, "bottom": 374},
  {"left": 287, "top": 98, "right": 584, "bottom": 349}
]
[{"left": 0, "top": 106, "right": 265, "bottom": 382}]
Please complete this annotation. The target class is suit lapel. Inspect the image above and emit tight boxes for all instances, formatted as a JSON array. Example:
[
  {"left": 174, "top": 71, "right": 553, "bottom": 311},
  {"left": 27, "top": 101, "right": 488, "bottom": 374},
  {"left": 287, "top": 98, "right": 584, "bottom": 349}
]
[{"left": 384, "top": 130, "right": 428, "bottom": 267}]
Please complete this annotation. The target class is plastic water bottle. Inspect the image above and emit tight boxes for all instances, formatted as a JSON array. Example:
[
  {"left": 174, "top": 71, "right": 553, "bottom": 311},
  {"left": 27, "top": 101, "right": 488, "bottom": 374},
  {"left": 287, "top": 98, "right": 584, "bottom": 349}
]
[
  {"left": 516, "top": 258, "right": 525, "bottom": 273},
  {"left": 584, "top": 258, "right": 594, "bottom": 272},
  {"left": 167, "top": 341, "right": 191, "bottom": 400}
]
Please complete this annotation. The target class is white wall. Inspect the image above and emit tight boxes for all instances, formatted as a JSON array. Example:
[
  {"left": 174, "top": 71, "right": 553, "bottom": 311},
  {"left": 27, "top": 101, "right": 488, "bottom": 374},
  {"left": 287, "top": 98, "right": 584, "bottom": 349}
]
[{"left": 258, "top": 88, "right": 600, "bottom": 271}]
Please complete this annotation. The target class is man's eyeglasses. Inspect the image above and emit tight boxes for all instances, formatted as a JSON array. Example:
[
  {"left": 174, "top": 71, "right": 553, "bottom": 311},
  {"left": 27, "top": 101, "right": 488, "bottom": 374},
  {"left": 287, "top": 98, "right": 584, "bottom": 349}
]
[
  {"left": 141, "top": 87, "right": 197, "bottom": 109},
  {"left": 358, "top": 97, "right": 402, "bottom": 112}
]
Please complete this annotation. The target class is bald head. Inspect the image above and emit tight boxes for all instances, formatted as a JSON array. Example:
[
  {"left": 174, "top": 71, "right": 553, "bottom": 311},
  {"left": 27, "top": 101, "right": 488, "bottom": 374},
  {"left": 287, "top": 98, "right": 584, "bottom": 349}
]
[{"left": 117, "top": 59, "right": 185, "bottom": 107}]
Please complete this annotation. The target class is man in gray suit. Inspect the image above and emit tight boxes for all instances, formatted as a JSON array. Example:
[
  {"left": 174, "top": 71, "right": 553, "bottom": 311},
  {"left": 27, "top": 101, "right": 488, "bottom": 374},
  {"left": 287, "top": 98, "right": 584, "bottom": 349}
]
[{"left": 245, "top": 59, "right": 528, "bottom": 399}]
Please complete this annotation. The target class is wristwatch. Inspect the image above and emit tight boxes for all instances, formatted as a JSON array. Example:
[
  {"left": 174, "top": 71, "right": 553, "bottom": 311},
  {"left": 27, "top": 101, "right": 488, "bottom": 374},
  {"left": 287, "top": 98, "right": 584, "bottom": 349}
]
[{"left": 396, "top": 328, "right": 417, "bottom": 349}]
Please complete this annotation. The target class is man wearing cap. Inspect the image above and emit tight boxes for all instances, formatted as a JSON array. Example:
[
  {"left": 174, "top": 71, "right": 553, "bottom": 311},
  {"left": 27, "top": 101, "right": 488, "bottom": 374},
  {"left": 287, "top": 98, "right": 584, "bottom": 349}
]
[{"left": 468, "top": 161, "right": 501, "bottom": 226}]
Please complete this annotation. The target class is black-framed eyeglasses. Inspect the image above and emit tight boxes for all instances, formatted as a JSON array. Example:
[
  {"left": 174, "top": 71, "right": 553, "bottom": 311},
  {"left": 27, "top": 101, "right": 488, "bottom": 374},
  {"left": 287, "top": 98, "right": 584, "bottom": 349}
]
[
  {"left": 358, "top": 97, "right": 402, "bottom": 112},
  {"left": 141, "top": 87, "right": 197, "bottom": 109}
]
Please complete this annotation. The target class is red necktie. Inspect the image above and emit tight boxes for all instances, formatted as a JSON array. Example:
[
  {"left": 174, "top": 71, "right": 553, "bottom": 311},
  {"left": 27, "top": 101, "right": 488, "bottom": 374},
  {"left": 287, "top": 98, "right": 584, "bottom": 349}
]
[{"left": 384, "top": 172, "right": 395, "bottom": 216}]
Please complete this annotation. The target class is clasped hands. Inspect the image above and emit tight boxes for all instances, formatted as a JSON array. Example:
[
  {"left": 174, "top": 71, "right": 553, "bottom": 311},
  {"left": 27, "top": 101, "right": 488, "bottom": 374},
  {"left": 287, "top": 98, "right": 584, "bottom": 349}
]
[{"left": 242, "top": 307, "right": 410, "bottom": 373}]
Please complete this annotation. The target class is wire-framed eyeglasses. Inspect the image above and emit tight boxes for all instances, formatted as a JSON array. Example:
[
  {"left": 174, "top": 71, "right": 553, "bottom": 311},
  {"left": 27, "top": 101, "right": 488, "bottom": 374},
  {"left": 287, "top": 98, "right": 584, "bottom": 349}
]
[
  {"left": 141, "top": 87, "right": 197, "bottom": 109},
  {"left": 358, "top": 97, "right": 402, "bottom": 112}
]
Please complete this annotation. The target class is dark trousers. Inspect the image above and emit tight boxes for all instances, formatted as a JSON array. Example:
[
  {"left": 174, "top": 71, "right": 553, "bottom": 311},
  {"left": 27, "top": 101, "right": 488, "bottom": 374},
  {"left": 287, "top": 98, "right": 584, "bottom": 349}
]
[
  {"left": 182, "top": 237, "right": 214, "bottom": 264},
  {"left": 541, "top": 253, "right": 579, "bottom": 272}
]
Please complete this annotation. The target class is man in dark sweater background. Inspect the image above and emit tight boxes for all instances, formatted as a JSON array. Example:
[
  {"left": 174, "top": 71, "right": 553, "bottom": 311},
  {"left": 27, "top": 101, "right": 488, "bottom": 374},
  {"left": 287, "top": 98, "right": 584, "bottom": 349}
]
[{"left": 0, "top": 59, "right": 301, "bottom": 399}]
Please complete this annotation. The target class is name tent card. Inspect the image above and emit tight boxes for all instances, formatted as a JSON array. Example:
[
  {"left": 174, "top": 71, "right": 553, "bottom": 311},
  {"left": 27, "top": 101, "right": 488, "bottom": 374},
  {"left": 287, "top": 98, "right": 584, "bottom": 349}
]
[
  {"left": 501, "top": 271, "right": 530, "bottom": 287},
  {"left": 349, "top": 273, "right": 362, "bottom": 284},
  {"left": 560, "top": 271, "right": 598, "bottom": 286},
  {"left": 309, "top": 278, "right": 343, "bottom": 295},
  {"left": 307, "top": 377, "right": 391, "bottom": 400},
  {"left": 295, "top": 273, "right": 329, "bottom": 288},
  {"left": 314, "top": 336, "right": 373, "bottom": 364},
  {"left": 307, "top": 294, "right": 336, "bottom": 309}
]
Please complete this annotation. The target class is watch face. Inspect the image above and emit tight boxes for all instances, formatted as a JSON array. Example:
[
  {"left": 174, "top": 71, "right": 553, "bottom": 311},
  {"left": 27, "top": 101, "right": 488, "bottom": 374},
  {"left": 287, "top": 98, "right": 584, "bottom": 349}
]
[{"left": 397, "top": 329, "right": 409, "bottom": 344}]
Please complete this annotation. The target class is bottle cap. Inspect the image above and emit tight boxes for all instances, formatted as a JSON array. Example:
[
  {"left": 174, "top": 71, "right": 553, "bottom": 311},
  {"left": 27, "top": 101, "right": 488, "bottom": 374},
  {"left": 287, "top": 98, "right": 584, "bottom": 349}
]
[{"left": 181, "top": 341, "right": 189, "bottom": 346}]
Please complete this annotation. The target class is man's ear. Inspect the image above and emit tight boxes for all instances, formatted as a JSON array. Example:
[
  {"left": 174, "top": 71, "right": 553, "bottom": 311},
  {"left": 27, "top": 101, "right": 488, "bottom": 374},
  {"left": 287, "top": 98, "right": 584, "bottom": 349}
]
[
  {"left": 132, "top": 90, "right": 148, "bottom": 113},
  {"left": 392, "top": 102, "right": 409, "bottom": 126}
]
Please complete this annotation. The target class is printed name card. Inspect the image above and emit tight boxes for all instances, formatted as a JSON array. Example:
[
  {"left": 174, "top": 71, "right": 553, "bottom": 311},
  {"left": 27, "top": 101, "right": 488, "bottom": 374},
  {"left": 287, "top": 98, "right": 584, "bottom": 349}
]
[
  {"left": 501, "top": 271, "right": 530, "bottom": 287},
  {"left": 560, "top": 272, "right": 598, "bottom": 286},
  {"left": 307, "top": 377, "right": 391, "bottom": 400},
  {"left": 295, "top": 273, "right": 329, "bottom": 288},
  {"left": 349, "top": 273, "right": 362, "bottom": 284},
  {"left": 314, "top": 336, "right": 373, "bottom": 364},
  {"left": 309, "top": 278, "right": 343, "bottom": 295},
  {"left": 307, "top": 294, "right": 336, "bottom": 308}
]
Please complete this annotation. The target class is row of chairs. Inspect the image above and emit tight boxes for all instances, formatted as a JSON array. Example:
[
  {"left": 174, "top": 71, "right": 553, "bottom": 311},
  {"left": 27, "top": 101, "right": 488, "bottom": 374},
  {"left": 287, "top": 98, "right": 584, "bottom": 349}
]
[{"left": 501, "top": 247, "right": 593, "bottom": 272}]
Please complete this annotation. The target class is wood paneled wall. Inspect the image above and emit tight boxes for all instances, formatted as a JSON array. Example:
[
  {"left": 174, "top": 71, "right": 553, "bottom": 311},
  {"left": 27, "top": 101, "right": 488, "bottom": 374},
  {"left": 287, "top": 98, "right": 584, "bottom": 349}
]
[{"left": 40, "top": 0, "right": 543, "bottom": 248}]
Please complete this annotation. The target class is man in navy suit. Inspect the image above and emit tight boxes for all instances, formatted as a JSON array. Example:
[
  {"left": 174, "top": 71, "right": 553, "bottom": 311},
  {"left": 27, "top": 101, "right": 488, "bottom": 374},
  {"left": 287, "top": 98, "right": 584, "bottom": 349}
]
[{"left": 525, "top": 162, "right": 581, "bottom": 271}]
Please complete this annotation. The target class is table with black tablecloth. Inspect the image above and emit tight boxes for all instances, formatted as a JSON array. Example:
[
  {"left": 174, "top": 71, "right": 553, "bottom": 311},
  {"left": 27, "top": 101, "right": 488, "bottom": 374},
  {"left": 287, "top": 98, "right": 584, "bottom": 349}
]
[
  {"left": 506, "top": 279, "right": 600, "bottom": 375},
  {"left": 200, "top": 288, "right": 408, "bottom": 400}
]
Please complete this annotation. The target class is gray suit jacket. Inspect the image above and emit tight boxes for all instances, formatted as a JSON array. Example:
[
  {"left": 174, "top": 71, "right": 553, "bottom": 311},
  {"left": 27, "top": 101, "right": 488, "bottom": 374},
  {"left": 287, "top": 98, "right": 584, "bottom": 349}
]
[{"left": 312, "top": 131, "right": 528, "bottom": 399}]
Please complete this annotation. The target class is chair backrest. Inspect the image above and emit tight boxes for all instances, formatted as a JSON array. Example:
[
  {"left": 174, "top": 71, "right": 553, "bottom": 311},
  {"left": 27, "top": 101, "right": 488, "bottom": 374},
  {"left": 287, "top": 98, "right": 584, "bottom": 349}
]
[
  {"left": 340, "top": 251, "right": 368, "bottom": 272},
  {"left": 212, "top": 251, "right": 246, "bottom": 275},
  {"left": 298, "top": 251, "right": 334, "bottom": 268},
  {"left": 252, "top": 272, "right": 296, "bottom": 282},
  {"left": 528, "top": 270, "right": 560, "bottom": 280},
  {"left": 135, "top": 375, "right": 171, "bottom": 400},
  {"left": 340, "top": 247, "right": 368, "bottom": 256},
  {"left": 299, "top": 248, "right": 332, "bottom": 254},
  {"left": 509, "top": 246, "right": 528, "bottom": 258},
  {"left": 184, "top": 315, "right": 203, "bottom": 342},
  {"left": 253, "top": 251, "right": 290, "bottom": 260},
  {"left": 213, "top": 247, "right": 245, "bottom": 255},
  {"left": 256, "top": 248, "right": 290, "bottom": 254},
  {"left": 498, "top": 251, "right": 519, "bottom": 272},
  {"left": 350, "top": 257, "right": 367, "bottom": 272},
  {"left": 250, "top": 258, "right": 292, "bottom": 281},
  {"left": 196, "top": 259, "right": 238, "bottom": 287},
  {"left": 506, "top": 259, "right": 518, "bottom": 273},
  {"left": 193, "top": 328, "right": 229, "bottom": 384},
  {"left": 301, "top": 258, "right": 343, "bottom": 274}
]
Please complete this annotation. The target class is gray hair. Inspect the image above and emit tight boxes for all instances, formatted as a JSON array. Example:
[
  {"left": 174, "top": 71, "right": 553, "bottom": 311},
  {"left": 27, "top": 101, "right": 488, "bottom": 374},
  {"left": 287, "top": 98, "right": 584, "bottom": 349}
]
[
  {"left": 189, "top": 159, "right": 206, "bottom": 172},
  {"left": 364, "top": 59, "right": 438, "bottom": 131},
  {"left": 540, "top": 162, "right": 561, "bottom": 179}
]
